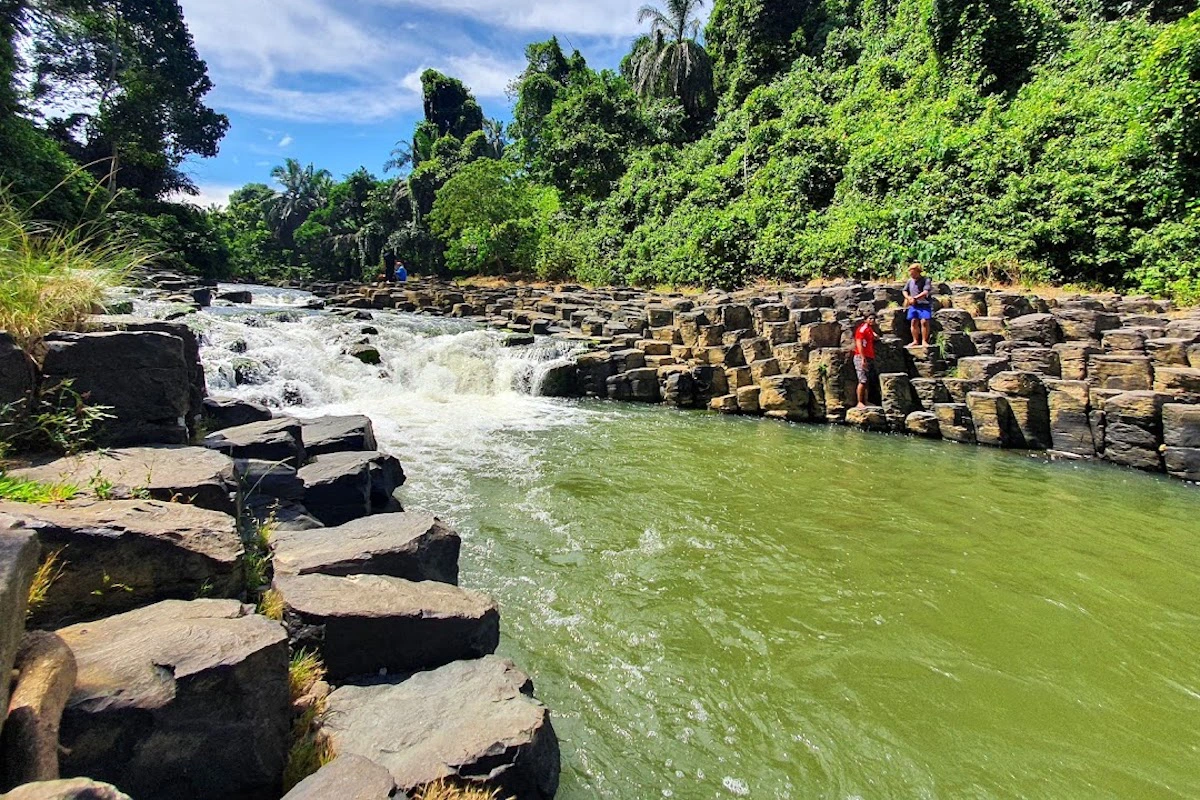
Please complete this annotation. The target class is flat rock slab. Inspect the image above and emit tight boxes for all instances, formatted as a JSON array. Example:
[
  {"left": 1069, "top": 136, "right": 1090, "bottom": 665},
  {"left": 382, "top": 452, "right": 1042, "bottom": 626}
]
[
  {"left": 56, "top": 599, "right": 289, "bottom": 800},
  {"left": 0, "top": 526, "right": 39, "bottom": 741},
  {"left": 324, "top": 656, "right": 559, "bottom": 799},
  {"left": 299, "top": 415, "right": 378, "bottom": 456},
  {"left": 276, "top": 573, "right": 498, "bottom": 680},
  {"left": 2, "top": 778, "right": 133, "bottom": 799},
  {"left": 280, "top": 754, "right": 395, "bottom": 800},
  {"left": 272, "top": 512, "right": 460, "bottom": 584},
  {"left": 11, "top": 446, "right": 236, "bottom": 514},
  {"left": 202, "top": 396, "right": 272, "bottom": 431},
  {"left": 0, "top": 500, "right": 244, "bottom": 627},
  {"left": 203, "top": 417, "right": 305, "bottom": 467}
]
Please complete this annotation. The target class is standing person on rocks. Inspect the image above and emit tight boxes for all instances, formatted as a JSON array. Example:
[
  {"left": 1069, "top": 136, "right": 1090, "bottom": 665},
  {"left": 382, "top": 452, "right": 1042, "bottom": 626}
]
[
  {"left": 904, "top": 262, "right": 935, "bottom": 346},
  {"left": 383, "top": 250, "right": 397, "bottom": 283},
  {"left": 853, "top": 311, "right": 880, "bottom": 408}
]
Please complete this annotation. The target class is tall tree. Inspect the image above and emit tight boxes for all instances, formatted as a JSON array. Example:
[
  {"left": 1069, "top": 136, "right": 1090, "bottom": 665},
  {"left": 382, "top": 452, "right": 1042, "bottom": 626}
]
[
  {"left": 268, "top": 158, "right": 332, "bottom": 248},
  {"left": 627, "top": 0, "right": 716, "bottom": 122},
  {"left": 28, "top": 0, "right": 228, "bottom": 199}
]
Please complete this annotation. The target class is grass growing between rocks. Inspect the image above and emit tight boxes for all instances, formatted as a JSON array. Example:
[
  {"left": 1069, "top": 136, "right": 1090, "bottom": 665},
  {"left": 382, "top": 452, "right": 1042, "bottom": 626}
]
[
  {"left": 26, "top": 547, "right": 65, "bottom": 617},
  {"left": 0, "top": 472, "right": 76, "bottom": 502},
  {"left": 0, "top": 192, "right": 149, "bottom": 350},
  {"left": 258, "top": 587, "right": 284, "bottom": 621},
  {"left": 0, "top": 382, "right": 114, "bottom": 456},
  {"left": 282, "top": 648, "right": 334, "bottom": 792},
  {"left": 414, "top": 780, "right": 515, "bottom": 800},
  {"left": 242, "top": 514, "right": 275, "bottom": 595}
]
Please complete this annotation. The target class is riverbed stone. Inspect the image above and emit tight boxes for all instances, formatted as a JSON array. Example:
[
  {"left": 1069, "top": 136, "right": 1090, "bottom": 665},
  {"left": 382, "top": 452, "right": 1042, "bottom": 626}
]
[
  {"left": 1088, "top": 355, "right": 1153, "bottom": 391},
  {"left": 272, "top": 512, "right": 459, "bottom": 584},
  {"left": 966, "top": 392, "right": 1016, "bottom": 447},
  {"left": 297, "top": 451, "right": 402, "bottom": 526},
  {"left": 1, "top": 527, "right": 39, "bottom": 742},
  {"left": 300, "top": 415, "right": 378, "bottom": 456},
  {"left": 1045, "top": 380, "right": 1095, "bottom": 457},
  {"left": 201, "top": 396, "right": 272, "bottom": 431},
  {"left": 281, "top": 755, "right": 395, "bottom": 800},
  {"left": 0, "top": 500, "right": 244, "bottom": 627},
  {"left": 203, "top": 416, "right": 306, "bottom": 467},
  {"left": 56, "top": 599, "right": 289, "bottom": 800},
  {"left": 905, "top": 411, "right": 941, "bottom": 437},
  {"left": 0, "top": 331, "right": 36, "bottom": 406},
  {"left": 757, "top": 375, "right": 809, "bottom": 420},
  {"left": 41, "top": 331, "right": 191, "bottom": 446},
  {"left": 845, "top": 405, "right": 888, "bottom": 431},
  {"left": 1101, "top": 391, "right": 1167, "bottom": 471},
  {"left": 11, "top": 446, "right": 237, "bottom": 514},
  {"left": 538, "top": 362, "right": 579, "bottom": 397},
  {"left": 1164, "top": 447, "right": 1200, "bottom": 481},
  {"left": 1, "top": 778, "right": 132, "bottom": 799},
  {"left": 1006, "top": 313, "right": 1061, "bottom": 345},
  {"left": 323, "top": 656, "right": 559, "bottom": 799},
  {"left": 277, "top": 573, "right": 499, "bottom": 679}
]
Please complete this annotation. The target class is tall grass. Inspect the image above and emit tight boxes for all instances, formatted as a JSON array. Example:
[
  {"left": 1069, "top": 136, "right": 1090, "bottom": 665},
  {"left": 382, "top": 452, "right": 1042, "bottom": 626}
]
[
  {"left": 414, "top": 780, "right": 514, "bottom": 800},
  {"left": 0, "top": 190, "right": 152, "bottom": 349}
]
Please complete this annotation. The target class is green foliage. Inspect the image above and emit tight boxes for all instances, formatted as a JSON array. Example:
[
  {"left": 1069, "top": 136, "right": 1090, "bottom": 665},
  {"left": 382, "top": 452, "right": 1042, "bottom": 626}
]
[
  {"left": 627, "top": 0, "right": 717, "bottom": 123},
  {"left": 0, "top": 474, "right": 77, "bottom": 503},
  {"left": 0, "top": 380, "right": 115, "bottom": 456},
  {"left": 421, "top": 70, "right": 485, "bottom": 140},
  {"left": 428, "top": 160, "right": 558, "bottom": 275},
  {"left": 706, "top": 0, "right": 810, "bottom": 107}
]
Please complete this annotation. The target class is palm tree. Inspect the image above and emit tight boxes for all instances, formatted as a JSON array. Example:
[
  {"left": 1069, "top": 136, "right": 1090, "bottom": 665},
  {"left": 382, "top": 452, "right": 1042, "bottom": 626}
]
[
  {"left": 268, "top": 158, "right": 332, "bottom": 246},
  {"left": 628, "top": 0, "right": 715, "bottom": 121}
]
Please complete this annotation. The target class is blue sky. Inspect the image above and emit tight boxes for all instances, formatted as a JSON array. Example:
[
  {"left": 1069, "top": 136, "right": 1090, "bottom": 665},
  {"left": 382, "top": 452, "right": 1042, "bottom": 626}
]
[{"left": 175, "top": 0, "right": 706, "bottom": 206}]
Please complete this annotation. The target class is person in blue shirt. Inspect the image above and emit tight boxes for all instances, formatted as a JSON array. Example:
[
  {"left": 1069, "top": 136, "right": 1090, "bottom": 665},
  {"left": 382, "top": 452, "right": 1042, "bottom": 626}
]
[
  {"left": 395, "top": 262, "right": 408, "bottom": 283},
  {"left": 903, "top": 262, "right": 934, "bottom": 346}
]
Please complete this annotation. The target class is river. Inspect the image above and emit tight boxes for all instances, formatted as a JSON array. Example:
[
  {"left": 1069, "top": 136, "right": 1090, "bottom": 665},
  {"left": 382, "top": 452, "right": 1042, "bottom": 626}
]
[{"left": 168, "top": 285, "right": 1200, "bottom": 799}]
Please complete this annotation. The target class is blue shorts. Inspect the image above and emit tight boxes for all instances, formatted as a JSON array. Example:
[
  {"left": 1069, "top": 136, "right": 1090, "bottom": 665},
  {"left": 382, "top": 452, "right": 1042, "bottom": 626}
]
[{"left": 907, "top": 306, "right": 932, "bottom": 321}]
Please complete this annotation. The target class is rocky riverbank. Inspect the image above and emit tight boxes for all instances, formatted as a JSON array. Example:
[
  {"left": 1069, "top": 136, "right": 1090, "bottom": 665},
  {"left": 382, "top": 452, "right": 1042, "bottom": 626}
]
[
  {"left": 295, "top": 276, "right": 1198, "bottom": 484},
  {"left": 0, "top": 290, "right": 560, "bottom": 797}
]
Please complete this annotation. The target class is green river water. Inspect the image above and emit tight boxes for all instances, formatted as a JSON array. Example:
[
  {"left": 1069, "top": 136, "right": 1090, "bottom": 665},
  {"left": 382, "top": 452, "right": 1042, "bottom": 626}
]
[{"left": 196, "top": 297, "right": 1200, "bottom": 800}]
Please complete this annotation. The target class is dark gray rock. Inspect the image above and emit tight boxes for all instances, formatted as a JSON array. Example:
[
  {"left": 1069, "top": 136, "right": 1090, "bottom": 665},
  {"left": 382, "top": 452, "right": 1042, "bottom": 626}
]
[
  {"left": 2, "top": 778, "right": 132, "bottom": 799},
  {"left": 0, "top": 331, "right": 36, "bottom": 407},
  {"left": 276, "top": 573, "right": 498, "bottom": 680},
  {"left": 1164, "top": 447, "right": 1200, "bottom": 481},
  {"left": 203, "top": 417, "right": 305, "bottom": 467},
  {"left": 235, "top": 458, "right": 305, "bottom": 503},
  {"left": 11, "top": 446, "right": 237, "bottom": 514},
  {"left": 281, "top": 755, "right": 395, "bottom": 800},
  {"left": 201, "top": 397, "right": 272, "bottom": 431},
  {"left": 40, "top": 331, "right": 191, "bottom": 446},
  {"left": 1163, "top": 404, "right": 1200, "bottom": 448},
  {"left": 1005, "top": 313, "right": 1061, "bottom": 346},
  {"left": 90, "top": 319, "right": 206, "bottom": 435},
  {"left": 300, "top": 415, "right": 378, "bottom": 456},
  {"left": 0, "top": 527, "right": 39, "bottom": 742},
  {"left": 0, "top": 500, "right": 244, "bottom": 627},
  {"left": 297, "top": 453, "right": 370, "bottom": 526},
  {"left": 1045, "top": 380, "right": 1095, "bottom": 457},
  {"left": 272, "top": 512, "right": 459, "bottom": 584},
  {"left": 56, "top": 599, "right": 289, "bottom": 800},
  {"left": 217, "top": 289, "right": 253, "bottom": 304},
  {"left": 323, "top": 656, "right": 559, "bottom": 799},
  {"left": 537, "top": 362, "right": 579, "bottom": 397}
]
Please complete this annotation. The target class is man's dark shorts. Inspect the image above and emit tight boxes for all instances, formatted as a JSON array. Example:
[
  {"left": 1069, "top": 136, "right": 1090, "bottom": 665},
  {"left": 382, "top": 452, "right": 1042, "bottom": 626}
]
[{"left": 854, "top": 355, "right": 875, "bottom": 385}]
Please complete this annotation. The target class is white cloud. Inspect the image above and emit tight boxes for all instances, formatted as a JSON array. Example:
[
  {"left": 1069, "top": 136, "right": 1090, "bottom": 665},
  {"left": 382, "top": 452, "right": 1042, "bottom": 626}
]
[
  {"left": 168, "top": 183, "right": 241, "bottom": 208},
  {"left": 367, "top": 0, "right": 653, "bottom": 36},
  {"left": 401, "top": 54, "right": 524, "bottom": 102},
  {"left": 278, "top": 134, "right": 294, "bottom": 147}
]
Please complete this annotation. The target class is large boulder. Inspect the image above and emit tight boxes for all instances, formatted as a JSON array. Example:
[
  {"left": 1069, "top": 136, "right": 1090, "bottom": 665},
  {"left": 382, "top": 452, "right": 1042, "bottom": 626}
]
[
  {"left": 203, "top": 417, "right": 305, "bottom": 467},
  {"left": 299, "top": 415, "right": 378, "bottom": 457},
  {"left": 276, "top": 573, "right": 498, "bottom": 680},
  {"left": 40, "top": 331, "right": 191, "bottom": 446},
  {"left": 0, "top": 500, "right": 244, "bottom": 627},
  {"left": 272, "top": 512, "right": 460, "bottom": 584},
  {"left": 90, "top": 318, "right": 206, "bottom": 434},
  {"left": 0, "top": 527, "right": 40, "bottom": 741},
  {"left": 323, "top": 656, "right": 559, "bottom": 799},
  {"left": 0, "top": 331, "right": 36, "bottom": 406},
  {"left": 56, "top": 600, "right": 289, "bottom": 800},
  {"left": 281, "top": 755, "right": 395, "bottom": 800},
  {"left": 10, "top": 447, "right": 237, "bottom": 514}
]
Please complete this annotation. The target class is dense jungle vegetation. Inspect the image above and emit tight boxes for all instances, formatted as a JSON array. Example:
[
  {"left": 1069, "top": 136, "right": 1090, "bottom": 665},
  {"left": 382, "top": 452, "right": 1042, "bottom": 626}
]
[{"left": 2, "top": 0, "right": 1199, "bottom": 300}]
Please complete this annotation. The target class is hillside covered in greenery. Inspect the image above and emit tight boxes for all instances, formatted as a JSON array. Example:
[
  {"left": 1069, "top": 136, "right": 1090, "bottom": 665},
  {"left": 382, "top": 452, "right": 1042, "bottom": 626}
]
[{"left": 3, "top": 0, "right": 1199, "bottom": 301}]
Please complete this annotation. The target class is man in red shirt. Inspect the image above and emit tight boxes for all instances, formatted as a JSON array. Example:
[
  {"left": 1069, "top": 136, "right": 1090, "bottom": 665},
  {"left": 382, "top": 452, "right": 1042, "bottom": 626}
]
[{"left": 853, "top": 312, "right": 880, "bottom": 408}]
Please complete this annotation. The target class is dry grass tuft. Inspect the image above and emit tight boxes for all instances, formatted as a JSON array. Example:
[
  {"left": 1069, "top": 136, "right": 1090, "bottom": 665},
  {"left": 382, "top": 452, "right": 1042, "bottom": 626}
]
[
  {"left": 281, "top": 696, "right": 335, "bottom": 793},
  {"left": 413, "top": 779, "right": 514, "bottom": 800},
  {"left": 27, "top": 547, "right": 65, "bottom": 615},
  {"left": 258, "top": 587, "right": 284, "bottom": 621},
  {"left": 288, "top": 648, "right": 326, "bottom": 703}
]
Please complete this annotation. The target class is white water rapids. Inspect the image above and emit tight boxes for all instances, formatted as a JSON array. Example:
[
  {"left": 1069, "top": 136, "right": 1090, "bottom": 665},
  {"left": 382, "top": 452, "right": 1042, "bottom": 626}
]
[{"left": 138, "top": 283, "right": 589, "bottom": 518}]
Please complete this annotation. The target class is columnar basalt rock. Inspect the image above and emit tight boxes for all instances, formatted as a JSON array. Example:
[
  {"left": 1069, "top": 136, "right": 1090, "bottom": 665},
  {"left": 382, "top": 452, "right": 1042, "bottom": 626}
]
[
  {"left": 0, "top": 527, "right": 40, "bottom": 741},
  {"left": 311, "top": 276, "right": 1200, "bottom": 483}
]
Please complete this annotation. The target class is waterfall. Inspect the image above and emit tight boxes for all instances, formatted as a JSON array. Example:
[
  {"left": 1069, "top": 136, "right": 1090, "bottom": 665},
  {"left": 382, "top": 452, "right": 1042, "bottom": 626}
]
[{"left": 133, "top": 283, "right": 591, "bottom": 515}]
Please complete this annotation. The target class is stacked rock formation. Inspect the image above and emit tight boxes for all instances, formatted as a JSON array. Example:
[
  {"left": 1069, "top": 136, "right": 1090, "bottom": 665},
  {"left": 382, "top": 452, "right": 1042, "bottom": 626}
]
[{"left": 319, "top": 277, "right": 1200, "bottom": 483}]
